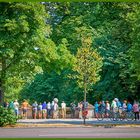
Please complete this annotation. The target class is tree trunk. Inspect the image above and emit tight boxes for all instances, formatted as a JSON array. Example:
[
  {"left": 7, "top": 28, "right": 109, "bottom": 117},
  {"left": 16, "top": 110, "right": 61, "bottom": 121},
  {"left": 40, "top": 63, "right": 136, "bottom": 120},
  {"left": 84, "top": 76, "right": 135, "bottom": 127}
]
[
  {"left": 0, "top": 81, "right": 3, "bottom": 105},
  {"left": 0, "top": 57, "right": 6, "bottom": 105},
  {"left": 83, "top": 82, "right": 87, "bottom": 125},
  {"left": 84, "top": 83, "right": 87, "bottom": 102}
]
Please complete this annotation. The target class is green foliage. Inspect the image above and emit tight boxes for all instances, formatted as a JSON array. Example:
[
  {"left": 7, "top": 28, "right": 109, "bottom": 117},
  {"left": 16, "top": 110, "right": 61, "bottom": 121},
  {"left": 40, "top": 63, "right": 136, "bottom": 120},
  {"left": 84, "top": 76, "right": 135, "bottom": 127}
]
[
  {"left": 0, "top": 2, "right": 74, "bottom": 103},
  {"left": 73, "top": 47, "right": 103, "bottom": 90},
  {"left": 47, "top": 2, "right": 139, "bottom": 102},
  {"left": 2, "top": 2, "right": 140, "bottom": 105},
  {"left": 0, "top": 106, "right": 17, "bottom": 127},
  {"left": 0, "top": 2, "right": 51, "bottom": 103},
  {"left": 19, "top": 71, "right": 83, "bottom": 106},
  {"left": 72, "top": 28, "right": 103, "bottom": 101},
  {"left": 127, "top": 4, "right": 140, "bottom": 80}
]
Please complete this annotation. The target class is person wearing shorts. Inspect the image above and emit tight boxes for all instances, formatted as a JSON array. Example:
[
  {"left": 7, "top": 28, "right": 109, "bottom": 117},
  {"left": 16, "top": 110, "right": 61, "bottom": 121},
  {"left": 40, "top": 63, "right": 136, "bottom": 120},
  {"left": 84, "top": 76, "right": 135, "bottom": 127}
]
[
  {"left": 42, "top": 101, "right": 47, "bottom": 119},
  {"left": 32, "top": 101, "right": 38, "bottom": 119},
  {"left": 21, "top": 99, "right": 29, "bottom": 119}
]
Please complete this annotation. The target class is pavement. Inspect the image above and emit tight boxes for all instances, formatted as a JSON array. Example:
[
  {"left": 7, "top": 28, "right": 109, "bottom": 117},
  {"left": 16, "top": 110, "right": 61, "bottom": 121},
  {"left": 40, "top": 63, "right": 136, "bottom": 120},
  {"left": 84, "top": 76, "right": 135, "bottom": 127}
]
[
  {"left": 14, "top": 118, "right": 140, "bottom": 128},
  {"left": 1, "top": 127, "right": 140, "bottom": 138}
]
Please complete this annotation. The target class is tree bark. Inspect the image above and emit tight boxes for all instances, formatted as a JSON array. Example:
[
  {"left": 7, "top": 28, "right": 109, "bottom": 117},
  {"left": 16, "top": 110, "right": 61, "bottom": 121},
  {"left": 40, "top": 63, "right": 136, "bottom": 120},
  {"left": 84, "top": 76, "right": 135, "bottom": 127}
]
[
  {"left": 83, "top": 82, "right": 87, "bottom": 125},
  {"left": 0, "top": 57, "right": 6, "bottom": 105}
]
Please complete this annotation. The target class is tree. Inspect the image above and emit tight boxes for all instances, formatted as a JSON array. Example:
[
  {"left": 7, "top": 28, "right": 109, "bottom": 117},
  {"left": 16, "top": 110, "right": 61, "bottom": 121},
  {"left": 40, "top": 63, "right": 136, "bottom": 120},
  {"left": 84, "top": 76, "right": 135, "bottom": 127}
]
[
  {"left": 128, "top": 5, "right": 140, "bottom": 80},
  {"left": 72, "top": 27, "right": 102, "bottom": 124},
  {"left": 48, "top": 2, "right": 139, "bottom": 102},
  {"left": 72, "top": 27, "right": 103, "bottom": 103},
  {"left": 0, "top": 2, "right": 51, "bottom": 104},
  {"left": 0, "top": 2, "right": 74, "bottom": 104}
]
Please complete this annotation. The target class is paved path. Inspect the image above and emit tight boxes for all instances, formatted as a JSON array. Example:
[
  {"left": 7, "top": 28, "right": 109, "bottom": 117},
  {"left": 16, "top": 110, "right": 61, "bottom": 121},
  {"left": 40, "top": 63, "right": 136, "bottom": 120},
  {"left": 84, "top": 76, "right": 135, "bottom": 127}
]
[
  {"left": 1, "top": 127, "right": 140, "bottom": 138},
  {"left": 17, "top": 118, "right": 140, "bottom": 126}
]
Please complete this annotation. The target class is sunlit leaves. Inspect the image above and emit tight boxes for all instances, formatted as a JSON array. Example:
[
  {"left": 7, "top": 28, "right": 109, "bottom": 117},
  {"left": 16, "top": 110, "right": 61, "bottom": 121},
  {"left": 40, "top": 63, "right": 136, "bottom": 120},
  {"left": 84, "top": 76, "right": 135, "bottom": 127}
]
[{"left": 73, "top": 46, "right": 103, "bottom": 90}]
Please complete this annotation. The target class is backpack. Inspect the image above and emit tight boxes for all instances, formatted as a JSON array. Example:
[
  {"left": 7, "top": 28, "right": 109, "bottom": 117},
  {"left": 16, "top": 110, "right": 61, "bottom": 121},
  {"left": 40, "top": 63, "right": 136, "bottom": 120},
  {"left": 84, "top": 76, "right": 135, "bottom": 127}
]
[
  {"left": 117, "top": 101, "right": 121, "bottom": 108},
  {"left": 127, "top": 103, "right": 132, "bottom": 111}
]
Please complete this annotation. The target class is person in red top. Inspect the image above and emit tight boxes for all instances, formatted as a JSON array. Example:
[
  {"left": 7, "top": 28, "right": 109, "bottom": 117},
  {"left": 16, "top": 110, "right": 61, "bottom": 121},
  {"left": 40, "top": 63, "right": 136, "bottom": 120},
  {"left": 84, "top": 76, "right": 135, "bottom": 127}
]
[{"left": 133, "top": 101, "right": 139, "bottom": 120}]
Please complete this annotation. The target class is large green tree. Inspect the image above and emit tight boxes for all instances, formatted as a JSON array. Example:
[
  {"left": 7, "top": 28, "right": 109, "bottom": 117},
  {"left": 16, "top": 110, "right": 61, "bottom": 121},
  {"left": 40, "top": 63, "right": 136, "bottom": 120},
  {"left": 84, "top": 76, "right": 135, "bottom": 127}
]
[
  {"left": 0, "top": 2, "right": 74, "bottom": 104},
  {"left": 46, "top": 2, "right": 139, "bottom": 102},
  {"left": 13, "top": 2, "right": 140, "bottom": 105},
  {"left": 128, "top": 5, "right": 140, "bottom": 80},
  {"left": 0, "top": 2, "right": 47, "bottom": 103}
]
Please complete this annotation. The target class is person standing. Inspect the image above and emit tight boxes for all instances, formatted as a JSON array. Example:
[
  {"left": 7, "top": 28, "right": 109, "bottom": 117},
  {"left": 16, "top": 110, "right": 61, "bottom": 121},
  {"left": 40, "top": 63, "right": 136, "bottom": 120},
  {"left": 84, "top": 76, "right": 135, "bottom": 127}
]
[
  {"left": 70, "top": 102, "right": 76, "bottom": 118},
  {"left": 32, "top": 101, "right": 38, "bottom": 119},
  {"left": 127, "top": 101, "right": 132, "bottom": 112},
  {"left": 47, "top": 102, "right": 51, "bottom": 118},
  {"left": 42, "top": 101, "right": 47, "bottom": 119},
  {"left": 51, "top": 101, "right": 54, "bottom": 119},
  {"left": 94, "top": 101, "right": 99, "bottom": 118},
  {"left": 38, "top": 103, "right": 42, "bottom": 119},
  {"left": 122, "top": 100, "right": 127, "bottom": 111},
  {"left": 8, "top": 101, "right": 15, "bottom": 113},
  {"left": 111, "top": 99, "right": 117, "bottom": 113},
  {"left": 105, "top": 101, "right": 110, "bottom": 117},
  {"left": 78, "top": 102, "right": 83, "bottom": 119},
  {"left": 133, "top": 101, "right": 139, "bottom": 121},
  {"left": 21, "top": 99, "right": 29, "bottom": 119},
  {"left": 53, "top": 101, "right": 59, "bottom": 119},
  {"left": 13, "top": 99, "right": 19, "bottom": 117},
  {"left": 61, "top": 101, "right": 66, "bottom": 119}
]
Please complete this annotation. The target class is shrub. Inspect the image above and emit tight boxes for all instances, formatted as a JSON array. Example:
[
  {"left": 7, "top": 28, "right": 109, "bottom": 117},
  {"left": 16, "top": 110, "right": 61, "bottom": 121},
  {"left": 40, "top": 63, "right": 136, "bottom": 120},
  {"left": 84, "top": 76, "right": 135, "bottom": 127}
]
[{"left": 0, "top": 106, "right": 17, "bottom": 127}]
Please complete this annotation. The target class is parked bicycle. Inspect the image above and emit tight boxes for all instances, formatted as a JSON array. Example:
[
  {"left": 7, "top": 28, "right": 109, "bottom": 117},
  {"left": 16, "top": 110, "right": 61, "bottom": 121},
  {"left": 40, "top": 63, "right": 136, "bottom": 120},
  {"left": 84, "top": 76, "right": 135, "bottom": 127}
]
[{"left": 95, "top": 108, "right": 135, "bottom": 121}]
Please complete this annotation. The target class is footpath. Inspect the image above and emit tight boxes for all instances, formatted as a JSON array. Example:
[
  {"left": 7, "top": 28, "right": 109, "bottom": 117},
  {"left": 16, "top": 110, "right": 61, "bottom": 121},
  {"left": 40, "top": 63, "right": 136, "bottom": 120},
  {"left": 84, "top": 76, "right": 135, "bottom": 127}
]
[{"left": 15, "top": 119, "right": 140, "bottom": 128}]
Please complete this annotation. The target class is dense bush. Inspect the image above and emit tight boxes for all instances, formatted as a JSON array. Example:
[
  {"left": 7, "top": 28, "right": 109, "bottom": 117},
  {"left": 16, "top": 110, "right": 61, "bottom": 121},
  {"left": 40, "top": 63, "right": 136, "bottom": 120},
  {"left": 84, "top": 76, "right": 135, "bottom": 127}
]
[{"left": 0, "top": 106, "right": 17, "bottom": 127}]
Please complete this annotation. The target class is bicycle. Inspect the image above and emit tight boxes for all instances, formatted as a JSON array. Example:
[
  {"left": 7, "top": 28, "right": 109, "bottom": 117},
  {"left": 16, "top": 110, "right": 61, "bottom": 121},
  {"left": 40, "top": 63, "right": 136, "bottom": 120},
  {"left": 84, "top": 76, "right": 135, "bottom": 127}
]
[{"left": 126, "top": 111, "right": 135, "bottom": 121}]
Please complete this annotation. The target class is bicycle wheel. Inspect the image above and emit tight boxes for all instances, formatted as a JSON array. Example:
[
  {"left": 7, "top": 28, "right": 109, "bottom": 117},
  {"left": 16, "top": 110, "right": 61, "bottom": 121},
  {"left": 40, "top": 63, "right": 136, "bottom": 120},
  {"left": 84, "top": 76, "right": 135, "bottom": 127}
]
[
  {"left": 126, "top": 112, "right": 135, "bottom": 121},
  {"left": 113, "top": 112, "right": 120, "bottom": 121},
  {"left": 97, "top": 111, "right": 104, "bottom": 121},
  {"left": 106, "top": 110, "right": 114, "bottom": 121},
  {"left": 120, "top": 112, "right": 127, "bottom": 121}
]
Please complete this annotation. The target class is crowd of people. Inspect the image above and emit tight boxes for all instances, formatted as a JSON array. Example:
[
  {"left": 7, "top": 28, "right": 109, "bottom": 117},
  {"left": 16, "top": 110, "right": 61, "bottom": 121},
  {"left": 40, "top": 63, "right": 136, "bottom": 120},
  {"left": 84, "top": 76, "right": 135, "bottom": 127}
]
[
  {"left": 3, "top": 98, "right": 67, "bottom": 119},
  {"left": 94, "top": 98, "right": 140, "bottom": 120},
  {"left": 2, "top": 98, "right": 140, "bottom": 120}
]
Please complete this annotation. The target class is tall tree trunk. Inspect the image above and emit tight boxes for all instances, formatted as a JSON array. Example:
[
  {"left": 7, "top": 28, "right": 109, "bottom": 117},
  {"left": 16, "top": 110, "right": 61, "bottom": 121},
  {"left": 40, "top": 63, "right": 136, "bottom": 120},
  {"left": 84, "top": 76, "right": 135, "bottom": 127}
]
[
  {"left": 0, "top": 57, "right": 6, "bottom": 105},
  {"left": 84, "top": 82, "right": 87, "bottom": 102},
  {"left": 83, "top": 82, "right": 87, "bottom": 125},
  {"left": 0, "top": 80, "right": 2, "bottom": 105}
]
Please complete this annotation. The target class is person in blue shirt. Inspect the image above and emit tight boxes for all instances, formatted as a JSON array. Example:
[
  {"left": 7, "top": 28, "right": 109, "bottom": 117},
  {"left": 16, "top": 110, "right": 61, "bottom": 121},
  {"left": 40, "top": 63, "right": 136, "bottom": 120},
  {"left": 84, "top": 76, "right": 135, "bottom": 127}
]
[
  {"left": 42, "top": 101, "right": 47, "bottom": 119},
  {"left": 94, "top": 101, "right": 99, "bottom": 118},
  {"left": 127, "top": 101, "right": 132, "bottom": 112}
]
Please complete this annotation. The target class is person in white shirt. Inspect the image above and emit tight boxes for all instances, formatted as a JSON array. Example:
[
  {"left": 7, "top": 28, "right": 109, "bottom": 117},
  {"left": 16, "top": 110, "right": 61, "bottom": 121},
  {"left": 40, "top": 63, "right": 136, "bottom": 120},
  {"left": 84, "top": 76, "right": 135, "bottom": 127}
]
[
  {"left": 47, "top": 102, "right": 51, "bottom": 118},
  {"left": 13, "top": 99, "right": 19, "bottom": 117},
  {"left": 61, "top": 101, "right": 66, "bottom": 119},
  {"left": 53, "top": 102, "right": 59, "bottom": 119},
  {"left": 105, "top": 101, "right": 110, "bottom": 117}
]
